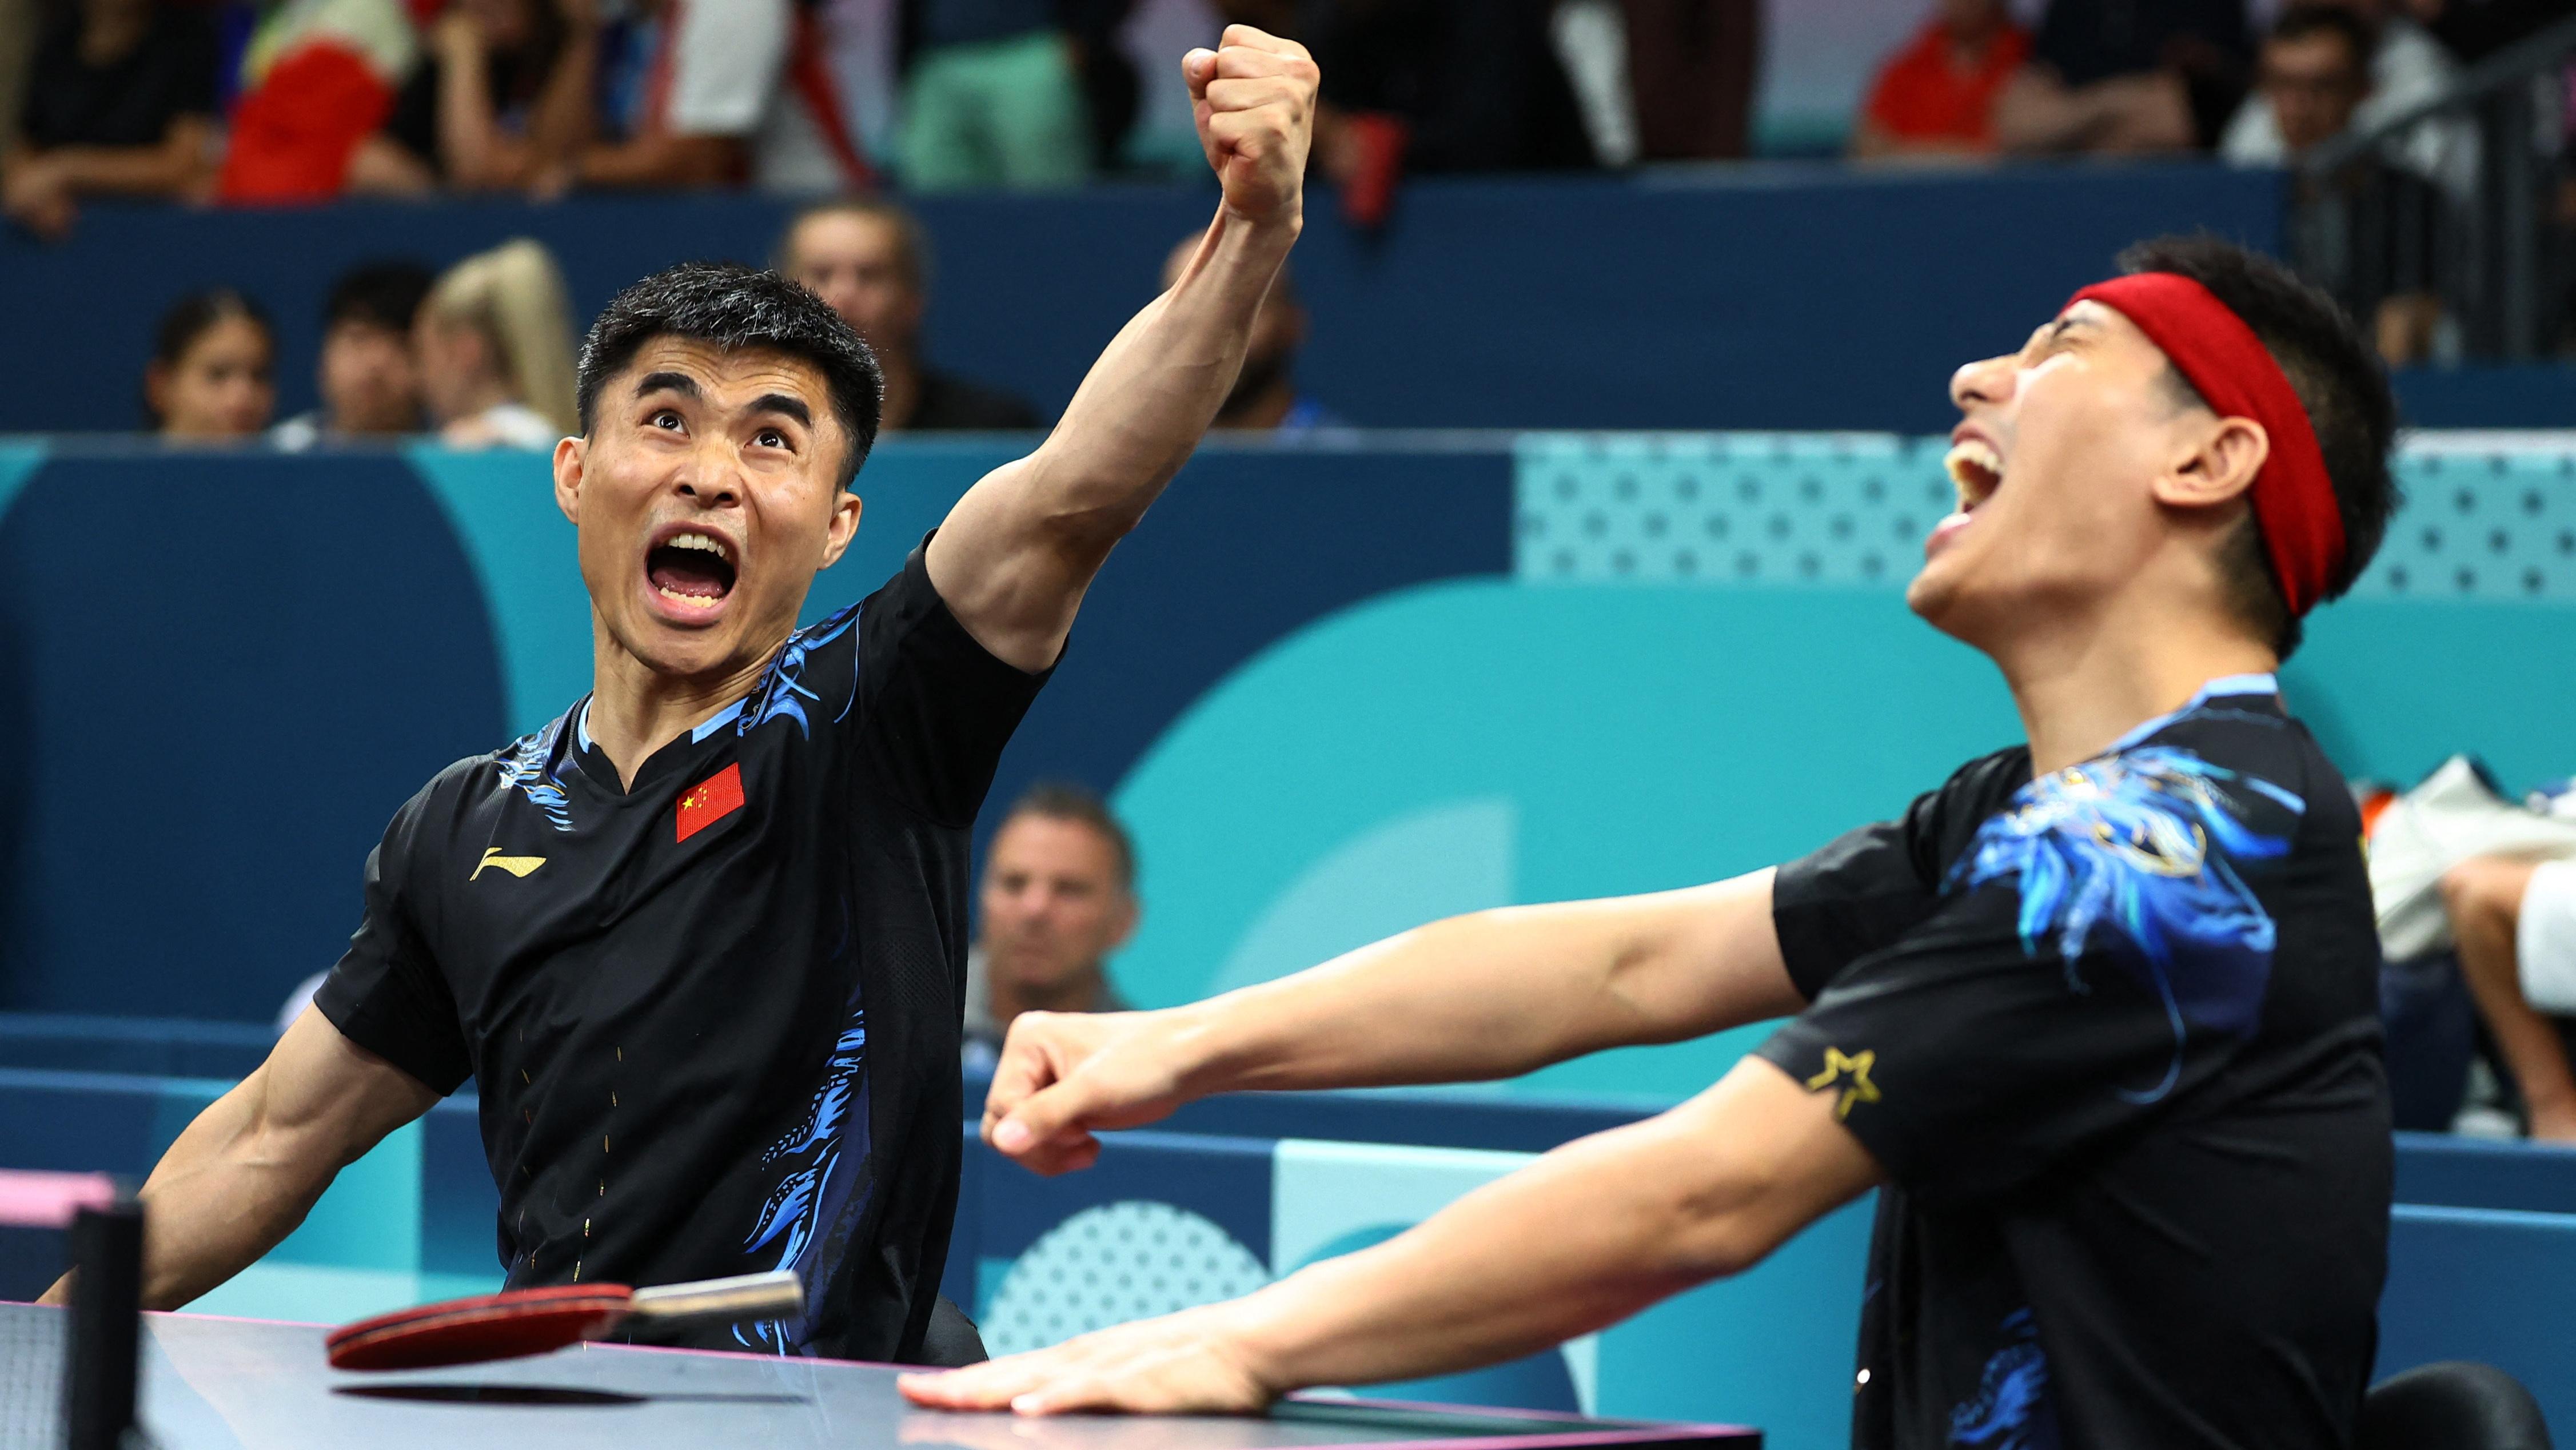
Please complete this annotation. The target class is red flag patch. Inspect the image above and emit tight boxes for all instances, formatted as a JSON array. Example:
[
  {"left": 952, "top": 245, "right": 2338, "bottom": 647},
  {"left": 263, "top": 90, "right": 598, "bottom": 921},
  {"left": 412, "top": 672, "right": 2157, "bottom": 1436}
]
[{"left": 676, "top": 763, "right": 745, "bottom": 844}]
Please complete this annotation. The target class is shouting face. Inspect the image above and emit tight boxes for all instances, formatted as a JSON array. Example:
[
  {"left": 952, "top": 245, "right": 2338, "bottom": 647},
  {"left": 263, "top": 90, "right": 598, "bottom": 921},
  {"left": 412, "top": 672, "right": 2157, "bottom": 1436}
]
[{"left": 552, "top": 337, "right": 863, "bottom": 686}]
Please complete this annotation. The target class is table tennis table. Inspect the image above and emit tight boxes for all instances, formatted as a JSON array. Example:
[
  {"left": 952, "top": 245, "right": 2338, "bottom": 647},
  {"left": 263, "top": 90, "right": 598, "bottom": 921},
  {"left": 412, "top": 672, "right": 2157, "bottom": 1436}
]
[{"left": 0, "top": 1302, "right": 1758, "bottom": 1449}]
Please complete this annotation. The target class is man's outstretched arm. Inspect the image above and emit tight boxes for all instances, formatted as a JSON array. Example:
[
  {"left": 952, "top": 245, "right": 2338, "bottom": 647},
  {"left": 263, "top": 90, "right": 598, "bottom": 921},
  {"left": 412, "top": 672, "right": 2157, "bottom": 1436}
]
[
  {"left": 903, "top": 1057, "right": 1880, "bottom": 1414},
  {"left": 38, "top": 1008, "right": 440, "bottom": 1309},
  {"left": 926, "top": 25, "right": 1317, "bottom": 672}
]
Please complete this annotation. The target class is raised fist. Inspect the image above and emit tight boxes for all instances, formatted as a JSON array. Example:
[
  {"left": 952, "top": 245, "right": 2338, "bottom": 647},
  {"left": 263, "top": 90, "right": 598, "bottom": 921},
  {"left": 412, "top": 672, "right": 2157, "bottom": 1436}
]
[{"left": 1185, "top": 25, "right": 1318, "bottom": 226}]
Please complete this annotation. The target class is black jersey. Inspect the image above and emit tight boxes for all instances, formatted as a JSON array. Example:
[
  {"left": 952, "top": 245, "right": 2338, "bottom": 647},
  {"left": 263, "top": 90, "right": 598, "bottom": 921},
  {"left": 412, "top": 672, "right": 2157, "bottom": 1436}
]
[
  {"left": 1757, "top": 675, "right": 2391, "bottom": 1449},
  {"left": 316, "top": 541, "right": 1046, "bottom": 1360}
]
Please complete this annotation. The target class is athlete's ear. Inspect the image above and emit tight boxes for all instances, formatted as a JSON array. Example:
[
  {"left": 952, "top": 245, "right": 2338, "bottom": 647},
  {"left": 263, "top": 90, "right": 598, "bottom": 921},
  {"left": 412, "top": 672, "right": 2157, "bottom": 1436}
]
[
  {"left": 553, "top": 435, "right": 587, "bottom": 525},
  {"left": 2152, "top": 414, "right": 2267, "bottom": 513},
  {"left": 819, "top": 489, "right": 862, "bottom": 571}
]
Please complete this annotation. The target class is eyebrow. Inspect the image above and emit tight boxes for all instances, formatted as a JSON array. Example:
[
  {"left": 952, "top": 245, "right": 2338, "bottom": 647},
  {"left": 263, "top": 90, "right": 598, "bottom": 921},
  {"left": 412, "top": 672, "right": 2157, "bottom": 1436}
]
[
  {"left": 749, "top": 393, "right": 813, "bottom": 429},
  {"left": 633, "top": 371, "right": 701, "bottom": 402}
]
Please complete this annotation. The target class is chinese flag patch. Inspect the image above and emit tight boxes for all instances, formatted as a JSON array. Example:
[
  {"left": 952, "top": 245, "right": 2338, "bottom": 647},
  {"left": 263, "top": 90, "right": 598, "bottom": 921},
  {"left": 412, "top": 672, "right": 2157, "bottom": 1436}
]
[{"left": 676, "top": 763, "right": 745, "bottom": 844}]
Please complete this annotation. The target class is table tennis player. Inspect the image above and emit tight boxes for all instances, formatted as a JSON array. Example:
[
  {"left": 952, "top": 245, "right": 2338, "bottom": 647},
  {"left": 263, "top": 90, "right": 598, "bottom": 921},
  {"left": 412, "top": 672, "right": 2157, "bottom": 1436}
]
[
  {"left": 903, "top": 237, "right": 2402, "bottom": 1445},
  {"left": 38, "top": 25, "right": 1318, "bottom": 1365}
]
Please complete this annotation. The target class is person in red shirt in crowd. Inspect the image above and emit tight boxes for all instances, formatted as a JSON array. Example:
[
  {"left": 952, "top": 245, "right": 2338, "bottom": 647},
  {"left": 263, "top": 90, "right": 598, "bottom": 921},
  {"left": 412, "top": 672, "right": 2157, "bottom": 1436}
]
[{"left": 1851, "top": 0, "right": 2032, "bottom": 161}]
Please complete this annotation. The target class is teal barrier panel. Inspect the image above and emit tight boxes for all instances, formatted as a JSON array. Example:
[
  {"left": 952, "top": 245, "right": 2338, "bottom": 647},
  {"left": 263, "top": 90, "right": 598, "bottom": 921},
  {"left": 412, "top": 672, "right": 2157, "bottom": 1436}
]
[{"left": 2380, "top": 1204, "right": 2576, "bottom": 1433}]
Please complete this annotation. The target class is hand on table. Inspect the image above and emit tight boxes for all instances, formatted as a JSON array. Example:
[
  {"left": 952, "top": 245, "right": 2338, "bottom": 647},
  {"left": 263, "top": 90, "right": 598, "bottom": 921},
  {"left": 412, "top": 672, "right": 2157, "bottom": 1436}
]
[
  {"left": 1183, "top": 25, "right": 1317, "bottom": 228},
  {"left": 897, "top": 1303, "right": 1278, "bottom": 1417},
  {"left": 980, "top": 1009, "right": 1199, "bottom": 1175}
]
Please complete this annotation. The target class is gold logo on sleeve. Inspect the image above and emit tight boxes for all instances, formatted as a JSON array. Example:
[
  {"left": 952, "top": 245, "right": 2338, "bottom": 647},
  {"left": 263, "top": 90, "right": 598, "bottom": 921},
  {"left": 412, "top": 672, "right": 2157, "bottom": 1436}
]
[
  {"left": 1805, "top": 1047, "right": 1881, "bottom": 1120},
  {"left": 473, "top": 847, "right": 548, "bottom": 881}
]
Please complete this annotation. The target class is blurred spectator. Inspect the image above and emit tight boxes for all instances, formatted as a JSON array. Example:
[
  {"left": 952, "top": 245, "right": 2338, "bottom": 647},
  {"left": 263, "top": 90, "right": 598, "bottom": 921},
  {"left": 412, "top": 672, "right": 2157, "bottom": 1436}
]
[
  {"left": 1062, "top": 0, "right": 1141, "bottom": 172},
  {"left": 144, "top": 289, "right": 277, "bottom": 440},
  {"left": 2405, "top": 0, "right": 2576, "bottom": 63},
  {"left": 1850, "top": 0, "right": 2032, "bottom": 161},
  {"left": 894, "top": 0, "right": 1091, "bottom": 190},
  {"left": 0, "top": 0, "right": 34, "bottom": 160},
  {"left": 2256, "top": 7, "right": 2449, "bottom": 362},
  {"left": 416, "top": 238, "right": 578, "bottom": 449},
  {"left": 1276, "top": 0, "right": 1595, "bottom": 226},
  {"left": 216, "top": 0, "right": 420, "bottom": 203},
  {"left": 347, "top": 0, "right": 596, "bottom": 194},
  {"left": 2220, "top": 0, "right": 2465, "bottom": 187},
  {"left": 561, "top": 0, "right": 871, "bottom": 193},
  {"left": 274, "top": 260, "right": 434, "bottom": 449},
  {"left": 962, "top": 784, "right": 1138, "bottom": 1074},
  {"left": 2441, "top": 855, "right": 2576, "bottom": 1141},
  {"left": 1161, "top": 232, "right": 1339, "bottom": 431},
  {"left": 777, "top": 197, "right": 1043, "bottom": 430},
  {"left": 4, "top": 0, "right": 218, "bottom": 240},
  {"left": 1994, "top": 0, "right": 2252, "bottom": 155},
  {"left": 1622, "top": 0, "right": 1761, "bottom": 161}
]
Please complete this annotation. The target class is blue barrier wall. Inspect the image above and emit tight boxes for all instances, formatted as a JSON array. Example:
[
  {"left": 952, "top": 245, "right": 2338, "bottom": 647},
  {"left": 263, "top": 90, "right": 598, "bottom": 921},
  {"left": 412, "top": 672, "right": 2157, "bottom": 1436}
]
[{"left": 0, "top": 166, "right": 2287, "bottom": 436}]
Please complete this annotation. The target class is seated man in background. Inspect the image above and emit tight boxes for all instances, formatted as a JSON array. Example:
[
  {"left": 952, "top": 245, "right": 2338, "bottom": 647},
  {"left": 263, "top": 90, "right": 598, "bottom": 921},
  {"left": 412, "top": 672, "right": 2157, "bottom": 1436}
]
[
  {"left": 3, "top": 0, "right": 217, "bottom": 240},
  {"left": 2242, "top": 6, "right": 2449, "bottom": 364},
  {"left": 963, "top": 784, "right": 1138, "bottom": 1075},
  {"left": 1161, "top": 233, "right": 1338, "bottom": 432},
  {"left": 1849, "top": 0, "right": 2031, "bottom": 162},
  {"left": 274, "top": 260, "right": 435, "bottom": 449},
  {"left": 1995, "top": 0, "right": 2252, "bottom": 156},
  {"left": 2218, "top": 0, "right": 2462, "bottom": 185},
  {"left": 909, "top": 235, "right": 2401, "bottom": 1447},
  {"left": 43, "top": 26, "right": 1315, "bottom": 1364},
  {"left": 2441, "top": 856, "right": 2576, "bottom": 1141},
  {"left": 779, "top": 197, "right": 1044, "bottom": 432}
]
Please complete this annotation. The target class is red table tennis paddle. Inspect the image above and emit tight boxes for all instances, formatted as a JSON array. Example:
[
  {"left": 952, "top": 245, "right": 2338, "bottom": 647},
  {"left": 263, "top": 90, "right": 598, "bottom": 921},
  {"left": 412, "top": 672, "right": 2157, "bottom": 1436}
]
[{"left": 325, "top": 1269, "right": 803, "bottom": 1371}]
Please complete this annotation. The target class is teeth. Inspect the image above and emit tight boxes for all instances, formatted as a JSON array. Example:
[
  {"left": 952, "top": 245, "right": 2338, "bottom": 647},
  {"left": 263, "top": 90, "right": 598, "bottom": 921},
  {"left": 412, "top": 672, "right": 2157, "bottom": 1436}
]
[
  {"left": 665, "top": 532, "right": 729, "bottom": 560},
  {"left": 1944, "top": 440, "right": 2004, "bottom": 511},
  {"left": 657, "top": 584, "right": 721, "bottom": 607}
]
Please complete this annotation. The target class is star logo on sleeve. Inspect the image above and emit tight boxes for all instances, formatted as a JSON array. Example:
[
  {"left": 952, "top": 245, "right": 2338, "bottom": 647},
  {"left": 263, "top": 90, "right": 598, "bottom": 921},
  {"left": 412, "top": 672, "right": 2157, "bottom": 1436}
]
[{"left": 1805, "top": 1047, "right": 1881, "bottom": 1120}]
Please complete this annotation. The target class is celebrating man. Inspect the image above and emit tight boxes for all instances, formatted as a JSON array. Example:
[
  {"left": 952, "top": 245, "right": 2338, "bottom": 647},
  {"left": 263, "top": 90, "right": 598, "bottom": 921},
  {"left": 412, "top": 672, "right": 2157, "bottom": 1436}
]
[
  {"left": 43, "top": 26, "right": 1317, "bottom": 1364},
  {"left": 906, "top": 238, "right": 2402, "bottom": 1443}
]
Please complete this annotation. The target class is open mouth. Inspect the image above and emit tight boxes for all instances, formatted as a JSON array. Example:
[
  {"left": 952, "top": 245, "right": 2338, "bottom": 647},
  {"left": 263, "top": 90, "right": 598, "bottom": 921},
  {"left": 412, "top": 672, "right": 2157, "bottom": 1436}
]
[
  {"left": 1944, "top": 437, "right": 2004, "bottom": 514},
  {"left": 645, "top": 528, "right": 738, "bottom": 611}
]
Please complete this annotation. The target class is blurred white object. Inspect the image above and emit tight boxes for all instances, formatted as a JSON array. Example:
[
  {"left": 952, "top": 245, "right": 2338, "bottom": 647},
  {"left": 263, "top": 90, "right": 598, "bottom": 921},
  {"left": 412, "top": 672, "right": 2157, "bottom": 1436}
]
[
  {"left": 2371, "top": 755, "right": 2576, "bottom": 959},
  {"left": 1552, "top": 0, "right": 1638, "bottom": 167}
]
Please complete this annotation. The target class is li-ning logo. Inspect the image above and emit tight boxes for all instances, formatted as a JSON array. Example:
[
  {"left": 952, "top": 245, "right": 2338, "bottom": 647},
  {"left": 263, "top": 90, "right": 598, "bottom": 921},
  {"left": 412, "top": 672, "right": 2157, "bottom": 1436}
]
[{"left": 473, "top": 847, "right": 547, "bottom": 881}]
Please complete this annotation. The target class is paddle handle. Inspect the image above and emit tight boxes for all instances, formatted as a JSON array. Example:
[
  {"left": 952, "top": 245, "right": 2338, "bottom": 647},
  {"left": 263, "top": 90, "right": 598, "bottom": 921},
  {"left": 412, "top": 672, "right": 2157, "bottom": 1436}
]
[{"left": 627, "top": 1269, "right": 804, "bottom": 1324}]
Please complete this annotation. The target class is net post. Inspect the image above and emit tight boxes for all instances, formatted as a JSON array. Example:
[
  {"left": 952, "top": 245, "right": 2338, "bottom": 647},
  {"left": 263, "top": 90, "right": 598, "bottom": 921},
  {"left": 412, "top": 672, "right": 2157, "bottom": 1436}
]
[{"left": 62, "top": 1190, "right": 141, "bottom": 1450}]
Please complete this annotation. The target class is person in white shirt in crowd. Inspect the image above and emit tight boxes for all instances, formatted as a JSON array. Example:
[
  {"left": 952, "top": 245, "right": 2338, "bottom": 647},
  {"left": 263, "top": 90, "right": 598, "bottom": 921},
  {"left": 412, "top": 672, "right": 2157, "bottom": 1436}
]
[
  {"left": 962, "top": 784, "right": 1138, "bottom": 1075},
  {"left": 416, "top": 237, "right": 579, "bottom": 450},
  {"left": 273, "top": 260, "right": 433, "bottom": 449},
  {"left": 2220, "top": 0, "right": 2470, "bottom": 190},
  {"left": 557, "top": 0, "right": 873, "bottom": 192}
]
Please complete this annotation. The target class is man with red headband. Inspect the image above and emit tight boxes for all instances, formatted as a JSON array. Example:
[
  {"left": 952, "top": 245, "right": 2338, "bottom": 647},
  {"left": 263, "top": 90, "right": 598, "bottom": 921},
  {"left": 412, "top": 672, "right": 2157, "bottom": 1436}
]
[{"left": 902, "top": 236, "right": 2402, "bottom": 1446}]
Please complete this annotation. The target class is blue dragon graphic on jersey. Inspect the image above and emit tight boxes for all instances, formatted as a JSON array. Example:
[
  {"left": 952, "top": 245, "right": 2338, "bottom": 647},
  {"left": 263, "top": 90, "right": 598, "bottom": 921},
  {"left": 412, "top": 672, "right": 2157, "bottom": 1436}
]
[
  {"left": 735, "top": 894, "right": 872, "bottom": 1353},
  {"left": 496, "top": 714, "right": 576, "bottom": 831},
  {"left": 1948, "top": 1310, "right": 2059, "bottom": 1449},
  {"left": 739, "top": 602, "right": 861, "bottom": 739},
  {"left": 1945, "top": 743, "right": 2299, "bottom": 1101}
]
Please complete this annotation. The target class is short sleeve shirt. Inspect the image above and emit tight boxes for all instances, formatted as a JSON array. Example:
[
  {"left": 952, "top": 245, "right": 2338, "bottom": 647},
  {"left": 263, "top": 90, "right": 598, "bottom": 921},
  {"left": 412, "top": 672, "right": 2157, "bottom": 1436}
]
[
  {"left": 1862, "top": 22, "right": 2031, "bottom": 147},
  {"left": 316, "top": 540, "right": 1045, "bottom": 1360},
  {"left": 1757, "top": 676, "right": 2391, "bottom": 1449},
  {"left": 21, "top": 8, "right": 217, "bottom": 149}
]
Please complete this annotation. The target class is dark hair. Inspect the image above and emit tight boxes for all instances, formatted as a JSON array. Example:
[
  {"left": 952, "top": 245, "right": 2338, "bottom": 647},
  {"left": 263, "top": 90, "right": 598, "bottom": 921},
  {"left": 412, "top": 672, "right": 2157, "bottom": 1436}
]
[
  {"left": 2116, "top": 234, "right": 2400, "bottom": 660},
  {"left": 1000, "top": 782, "right": 1138, "bottom": 892},
  {"left": 776, "top": 197, "right": 931, "bottom": 294},
  {"left": 2267, "top": 5, "right": 2372, "bottom": 79},
  {"left": 576, "top": 261, "right": 885, "bottom": 488},
  {"left": 145, "top": 288, "right": 273, "bottom": 425},
  {"left": 325, "top": 260, "right": 436, "bottom": 334}
]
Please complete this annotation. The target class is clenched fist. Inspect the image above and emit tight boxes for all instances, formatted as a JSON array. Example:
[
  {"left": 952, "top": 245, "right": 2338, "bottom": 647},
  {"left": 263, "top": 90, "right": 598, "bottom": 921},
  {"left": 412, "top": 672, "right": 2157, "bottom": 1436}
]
[{"left": 1185, "top": 25, "right": 1318, "bottom": 226}]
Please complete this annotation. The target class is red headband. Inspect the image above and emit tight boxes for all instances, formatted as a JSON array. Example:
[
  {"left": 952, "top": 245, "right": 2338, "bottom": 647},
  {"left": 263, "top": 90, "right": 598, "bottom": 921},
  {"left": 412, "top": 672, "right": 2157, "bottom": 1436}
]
[{"left": 2064, "top": 272, "right": 2344, "bottom": 617}]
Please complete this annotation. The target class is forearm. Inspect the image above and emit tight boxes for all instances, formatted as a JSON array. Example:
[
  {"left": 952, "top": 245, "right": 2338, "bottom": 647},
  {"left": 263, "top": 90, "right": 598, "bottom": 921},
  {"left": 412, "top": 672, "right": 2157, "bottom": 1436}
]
[
  {"left": 574, "top": 132, "right": 737, "bottom": 189},
  {"left": 1016, "top": 208, "right": 1301, "bottom": 543},
  {"left": 528, "top": 30, "right": 600, "bottom": 161},
  {"left": 1229, "top": 1061, "right": 1867, "bottom": 1392},
  {"left": 1167, "top": 873, "right": 1794, "bottom": 1098},
  {"left": 40, "top": 132, "right": 205, "bottom": 197},
  {"left": 437, "top": 49, "right": 508, "bottom": 186}
]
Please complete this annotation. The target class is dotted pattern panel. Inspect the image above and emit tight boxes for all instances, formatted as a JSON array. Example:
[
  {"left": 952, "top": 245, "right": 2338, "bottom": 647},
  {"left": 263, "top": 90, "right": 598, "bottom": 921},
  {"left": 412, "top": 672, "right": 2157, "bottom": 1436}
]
[
  {"left": 1514, "top": 433, "right": 2576, "bottom": 602},
  {"left": 981, "top": 1202, "right": 1271, "bottom": 1357}
]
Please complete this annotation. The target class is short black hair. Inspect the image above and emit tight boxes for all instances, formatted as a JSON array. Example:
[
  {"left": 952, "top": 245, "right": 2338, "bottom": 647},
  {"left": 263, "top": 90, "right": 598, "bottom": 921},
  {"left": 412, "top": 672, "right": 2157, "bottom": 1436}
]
[
  {"left": 325, "top": 260, "right": 435, "bottom": 334},
  {"left": 2115, "top": 234, "right": 2399, "bottom": 660},
  {"left": 144, "top": 288, "right": 272, "bottom": 426},
  {"left": 999, "top": 782, "right": 1138, "bottom": 893},
  {"left": 2268, "top": 5, "right": 2373, "bottom": 77},
  {"left": 576, "top": 261, "right": 885, "bottom": 488}
]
